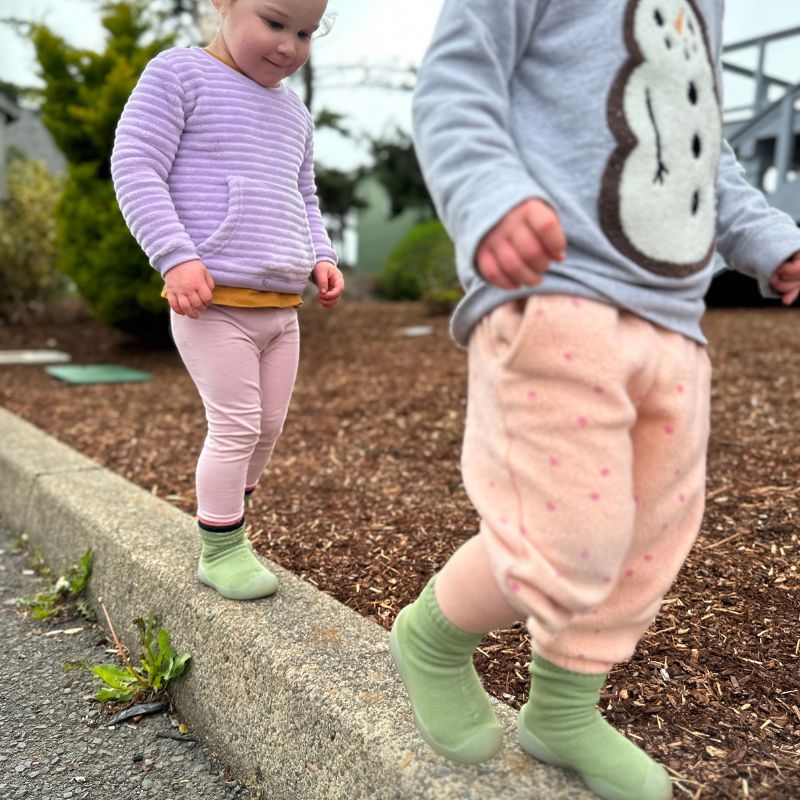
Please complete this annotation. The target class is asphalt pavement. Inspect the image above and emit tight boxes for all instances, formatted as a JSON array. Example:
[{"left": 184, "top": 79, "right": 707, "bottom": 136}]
[{"left": 0, "top": 527, "right": 256, "bottom": 800}]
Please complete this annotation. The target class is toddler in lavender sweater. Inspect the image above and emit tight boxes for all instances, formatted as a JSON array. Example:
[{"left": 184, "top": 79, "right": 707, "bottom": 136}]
[{"left": 111, "top": 0, "right": 343, "bottom": 600}]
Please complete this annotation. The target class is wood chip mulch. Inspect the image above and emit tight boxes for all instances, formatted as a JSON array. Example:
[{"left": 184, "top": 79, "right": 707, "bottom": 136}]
[{"left": 1, "top": 299, "right": 798, "bottom": 798}]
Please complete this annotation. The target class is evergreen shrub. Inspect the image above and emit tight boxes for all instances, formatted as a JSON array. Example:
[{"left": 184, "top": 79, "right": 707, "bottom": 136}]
[
  {"left": 0, "top": 155, "right": 67, "bottom": 322},
  {"left": 30, "top": 2, "right": 173, "bottom": 340},
  {"left": 375, "top": 220, "right": 462, "bottom": 312}
]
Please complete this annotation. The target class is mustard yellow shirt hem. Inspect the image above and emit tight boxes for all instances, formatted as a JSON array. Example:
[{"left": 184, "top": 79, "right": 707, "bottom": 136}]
[{"left": 161, "top": 285, "right": 302, "bottom": 308}]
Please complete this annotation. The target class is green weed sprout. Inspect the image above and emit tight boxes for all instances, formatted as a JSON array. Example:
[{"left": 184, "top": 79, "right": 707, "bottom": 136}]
[
  {"left": 92, "top": 614, "right": 191, "bottom": 704},
  {"left": 17, "top": 548, "right": 93, "bottom": 619}
]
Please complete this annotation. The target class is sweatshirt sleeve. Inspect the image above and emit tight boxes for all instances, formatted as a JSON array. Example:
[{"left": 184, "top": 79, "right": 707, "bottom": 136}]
[
  {"left": 111, "top": 54, "right": 198, "bottom": 276},
  {"left": 412, "top": 0, "right": 549, "bottom": 273},
  {"left": 299, "top": 120, "right": 337, "bottom": 270},
  {"left": 709, "top": 20, "right": 800, "bottom": 296},
  {"left": 715, "top": 139, "right": 800, "bottom": 297}
]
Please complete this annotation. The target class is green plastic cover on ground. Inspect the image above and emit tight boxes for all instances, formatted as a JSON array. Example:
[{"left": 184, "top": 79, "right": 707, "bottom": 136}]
[{"left": 44, "top": 365, "right": 152, "bottom": 384}]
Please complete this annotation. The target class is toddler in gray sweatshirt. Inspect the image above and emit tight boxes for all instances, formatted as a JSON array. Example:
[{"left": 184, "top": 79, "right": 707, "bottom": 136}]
[{"left": 390, "top": 2, "right": 800, "bottom": 799}]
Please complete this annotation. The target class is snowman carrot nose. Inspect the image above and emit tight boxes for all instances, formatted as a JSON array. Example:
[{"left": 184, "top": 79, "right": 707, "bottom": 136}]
[{"left": 674, "top": 9, "right": 685, "bottom": 35}]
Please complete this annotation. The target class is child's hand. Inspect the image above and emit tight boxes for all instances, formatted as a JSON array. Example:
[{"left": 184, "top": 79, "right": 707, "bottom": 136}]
[
  {"left": 476, "top": 198, "right": 567, "bottom": 289},
  {"left": 313, "top": 262, "right": 345, "bottom": 309},
  {"left": 164, "top": 259, "right": 215, "bottom": 319},
  {"left": 769, "top": 252, "right": 800, "bottom": 305}
]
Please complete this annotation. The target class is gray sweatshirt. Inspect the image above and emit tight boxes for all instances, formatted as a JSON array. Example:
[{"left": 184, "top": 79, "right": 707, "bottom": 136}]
[{"left": 413, "top": 0, "right": 800, "bottom": 346}]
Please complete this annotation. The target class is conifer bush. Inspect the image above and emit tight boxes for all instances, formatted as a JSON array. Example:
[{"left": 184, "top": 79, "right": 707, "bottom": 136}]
[
  {"left": 29, "top": 2, "right": 173, "bottom": 339},
  {"left": 0, "top": 154, "right": 66, "bottom": 322}
]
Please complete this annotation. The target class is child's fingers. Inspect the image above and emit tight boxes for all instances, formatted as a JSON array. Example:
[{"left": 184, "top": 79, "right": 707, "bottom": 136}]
[
  {"left": 318, "top": 291, "right": 339, "bottom": 308},
  {"left": 782, "top": 287, "right": 799, "bottom": 305},
  {"left": 770, "top": 268, "right": 800, "bottom": 304},
  {"left": 325, "top": 282, "right": 345, "bottom": 300},
  {"left": 198, "top": 281, "right": 214, "bottom": 305},
  {"left": 188, "top": 290, "right": 208, "bottom": 313},
  {"left": 494, "top": 241, "right": 542, "bottom": 286},
  {"left": 177, "top": 293, "right": 200, "bottom": 319},
  {"left": 167, "top": 293, "right": 184, "bottom": 316},
  {"left": 526, "top": 204, "right": 567, "bottom": 261},
  {"left": 509, "top": 226, "right": 552, "bottom": 274},
  {"left": 204, "top": 269, "right": 216, "bottom": 292},
  {"left": 477, "top": 246, "right": 514, "bottom": 289}
]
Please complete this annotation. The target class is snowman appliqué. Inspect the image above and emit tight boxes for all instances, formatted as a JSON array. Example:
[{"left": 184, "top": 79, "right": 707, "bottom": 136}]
[{"left": 600, "top": 0, "right": 722, "bottom": 277}]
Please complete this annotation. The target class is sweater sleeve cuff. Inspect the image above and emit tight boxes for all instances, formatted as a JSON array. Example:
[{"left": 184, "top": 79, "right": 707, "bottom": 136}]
[
  {"left": 154, "top": 244, "right": 200, "bottom": 276},
  {"left": 725, "top": 226, "right": 800, "bottom": 298}
]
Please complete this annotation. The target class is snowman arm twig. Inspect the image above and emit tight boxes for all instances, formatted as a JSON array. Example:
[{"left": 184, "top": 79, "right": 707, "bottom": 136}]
[{"left": 645, "top": 89, "right": 669, "bottom": 184}]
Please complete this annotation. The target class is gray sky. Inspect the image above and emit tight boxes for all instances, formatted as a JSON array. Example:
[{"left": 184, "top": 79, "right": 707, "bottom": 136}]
[{"left": 1, "top": 0, "right": 799, "bottom": 169}]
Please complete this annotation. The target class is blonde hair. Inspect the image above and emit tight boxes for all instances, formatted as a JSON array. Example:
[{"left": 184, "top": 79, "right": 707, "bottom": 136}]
[{"left": 202, "top": 1, "right": 334, "bottom": 39}]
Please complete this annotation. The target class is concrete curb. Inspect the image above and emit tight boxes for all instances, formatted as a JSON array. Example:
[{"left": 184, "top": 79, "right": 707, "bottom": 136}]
[{"left": 0, "top": 406, "right": 591, "bottom": 799}]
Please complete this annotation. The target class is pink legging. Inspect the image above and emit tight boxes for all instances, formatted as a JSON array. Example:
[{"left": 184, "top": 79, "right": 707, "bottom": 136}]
[
  {"left": 171, "top": 305, "right": 300, "bottom": 526},
  {"left": 437, "top": 295, "right": 711, "bottom": 673}
]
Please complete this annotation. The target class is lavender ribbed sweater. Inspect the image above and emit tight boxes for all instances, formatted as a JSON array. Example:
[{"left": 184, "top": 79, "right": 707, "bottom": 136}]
[{"left": 111, "top": 47, "right": 337, "bottom": 294}]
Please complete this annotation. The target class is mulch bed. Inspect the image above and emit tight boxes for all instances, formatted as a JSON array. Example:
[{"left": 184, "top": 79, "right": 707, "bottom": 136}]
[{"left": 1, "top": 299, "right": 798, "bottom": 798}]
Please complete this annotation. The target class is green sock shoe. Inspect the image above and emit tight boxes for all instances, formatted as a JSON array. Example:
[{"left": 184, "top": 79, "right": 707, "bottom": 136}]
[
  {"left": 390, "top": 578, "right": 503, "bottom": 764},
  {"left": 197, "top": 525, "right": 278, "bottom": 600},
  {"left": 518, "top": 654, "right": 672, "bottom": 800}
]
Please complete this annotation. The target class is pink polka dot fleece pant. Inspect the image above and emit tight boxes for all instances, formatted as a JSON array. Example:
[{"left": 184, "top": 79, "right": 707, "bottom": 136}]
[{"left": 463, "top": 295, "right": 711, "bottom": 673}]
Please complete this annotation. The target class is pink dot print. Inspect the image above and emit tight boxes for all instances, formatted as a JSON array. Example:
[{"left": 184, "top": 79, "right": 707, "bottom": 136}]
[
  {"left": 546, "top": 501, "right": 557, "bottom": 512},
  {"left": 571, "top": 297, "right": 582, "bottom": 308},
  {"left": 500, "top": 516, "right": 509, "bottom": 525},
  {"left": 589, "top": 492, "right": 601, "bottom": 502},
  {"left": 564, "top": 352, "right": 575, "bottom": 362},
  {"left": 489, "top": 480, "right": 496, "bottom": 488},
  {"left": 577, "top": 416, "right": 588, "bottom": 427},
  {"left": 625, "top": 568, "right": 635, "bottom": 578},
  {"left": 528, "top": 389, "right": 538, "bottom": 400},
  {"left": 509, "top": 580, "right": 521, "bottom": 593},
  {"left": 664, "top": 425, "right": 675, "bottom": 435},
  {"left": 679, "top": 494, "right": 686, "bottom": 504},
  {"left": 519, "top": 524, "right": 527, "bottom": 534},
  {"left": 580, "top": 548, "right": 590, "bottom": 560},
  {"left": 549, "top": 456, "right": 560, "bottom": 467},
  {"left": 593, "top": 385, "right": 605, "bottom": 395},
  {"left": 600, "top": 468, "right": 610, "bottom": 477},
  {"left": 643, "top": 554, "right": 653, "bottom": 562},
  {"left": 603, "top": 576, "right": 612, "bottom": 584},
  {"left": 676, "top": 385, "right": 685, "bottom": 394},
  {"left": 535, "top": 307, "right": 545, "bottom": 317}
]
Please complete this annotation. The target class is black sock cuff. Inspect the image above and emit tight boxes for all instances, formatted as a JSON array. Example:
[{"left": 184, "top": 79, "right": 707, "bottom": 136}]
[{"left": 198, "top": 518, "right": 245, "bottom": 534}]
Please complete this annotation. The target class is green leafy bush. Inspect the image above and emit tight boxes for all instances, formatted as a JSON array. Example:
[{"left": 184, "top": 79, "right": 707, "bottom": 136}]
[
  {"left": 0, "top": 155, "right": 67, "bottom": 322},
  {"left": 375, "top": 220, "right": 462, "bottom": 311},
  {"left": 29, "top": 2, "right": 174, "bottom": 341}
]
